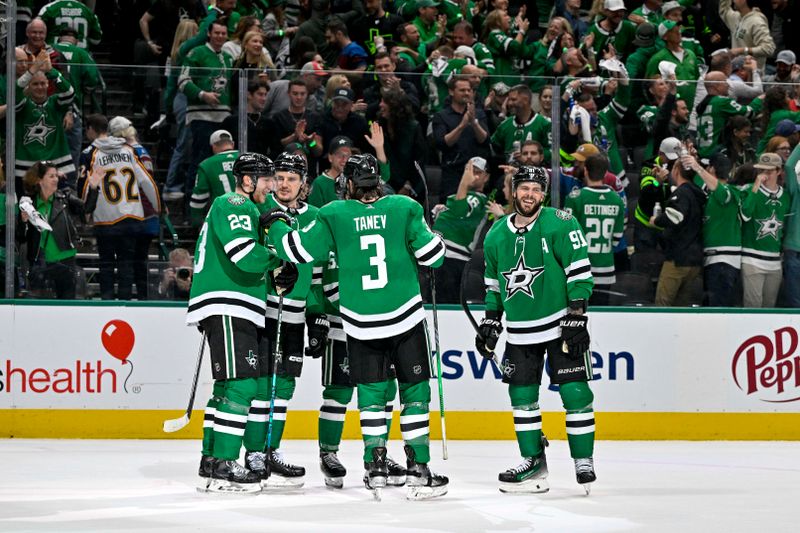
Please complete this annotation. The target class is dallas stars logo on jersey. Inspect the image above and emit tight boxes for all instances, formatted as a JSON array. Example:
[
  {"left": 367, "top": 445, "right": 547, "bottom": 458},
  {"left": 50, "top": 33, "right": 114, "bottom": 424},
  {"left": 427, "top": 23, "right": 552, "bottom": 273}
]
[
  {"left": 24, "top": 115, "right": 57, "bottom": 146},
  {"left": 756, "top": 212, "right": 783, "bottom": 240},
  {"left": 211, "top": 75, "right": 228, "bottom": 93},
  {"left": 501, "top": 254, "right": 544, "bottom": 299}
]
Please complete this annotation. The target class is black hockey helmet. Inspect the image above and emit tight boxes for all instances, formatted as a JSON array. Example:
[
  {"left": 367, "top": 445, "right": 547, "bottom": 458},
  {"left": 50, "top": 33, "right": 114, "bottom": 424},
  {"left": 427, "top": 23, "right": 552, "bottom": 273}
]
[
  {"left": 233, "top": 152, "right": 275, "bottom": 186},
  {"left": 343, "top": 154, "right": 381, "bottom": 187},
  {"left": 274, "top": 152, "right": 307, "bottom": 181},
  {"left": 512, "top": 165, "right": 549, "bottom": 195}
]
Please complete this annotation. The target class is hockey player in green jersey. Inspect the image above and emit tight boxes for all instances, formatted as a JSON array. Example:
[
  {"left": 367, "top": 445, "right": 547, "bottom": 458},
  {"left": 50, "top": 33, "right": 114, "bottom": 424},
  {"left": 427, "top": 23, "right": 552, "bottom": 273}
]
[
  {"left": 190, "top": 130, "right": 238, "bottom": 225},
  {"left": 261, "top": 154, "right": 449, "bottom": 501},
  {"left": 695, "top": 71, "right": 762, "bottom": 159},
  {"left": 564, "top": 154, "right": 624, "bottom": 306},
  {"left": 244, "top": 152, "right": 316, "bottom": 489},
  {"left": 187, "top": 152, "right": 298, "bottom": 493},
  {"left": 477, "top": 166, "right": 596, "bottom": 495}
]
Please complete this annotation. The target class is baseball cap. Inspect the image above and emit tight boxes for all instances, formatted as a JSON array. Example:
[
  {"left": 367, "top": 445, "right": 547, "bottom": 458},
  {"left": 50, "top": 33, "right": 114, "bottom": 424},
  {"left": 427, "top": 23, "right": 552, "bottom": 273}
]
[
  {"left": 776, "top": 50, "right": 797, "bottom": 65},
  {"left": 284, "top": 141, "right": 308, "bottom": 155},
  {"left": 633, "top": 23, "right": 657, "bottom": 47},
  {"left": 731, "top": 55, "right": 746, "bottom": 71},
  {"left": 661, "top": 1, "right": 684, "bottom": 15},
  {"left": 604, "top": 0, "right": 626, "bottom": 12},
  {"left": 571, "top": 143, "right": 600, "bottom": 162},
  {"left": 659, "top": 137, "right": 682, "bottom": 161},
  {"left": 209, "top": 129, "right": 233, "bottom": 146},
  {"left": 108, "top": 116, "right": 133, "bottom": 136},
  {"left": 331, "top": 87, "right": 355, "bottom": 103},
  {"left": 300, "top": 61, "right": 328, "bottom": 77},
  {"left": 328, "top": 135, "right": 353, "bottom": 154},
  {"left": 417, "top": 0, "right": 440, "bottom": 7},
  {"left": 658, "top": 20, "right": 679, "bottom": 38},
  {"left": 775, "top": 119, "right": 800, "bottom": 137},
  {"left": 470, "top": 157, "right": 488, "bottom": 172},
  {"left": 753, "top": 152, "right": 783, "bottom": 170},
  {"left": 454, "top": 45, "right": 476, "bottom": 61},
  {"left": 492, "top": 82, "right": 510, "bottom": 96}
]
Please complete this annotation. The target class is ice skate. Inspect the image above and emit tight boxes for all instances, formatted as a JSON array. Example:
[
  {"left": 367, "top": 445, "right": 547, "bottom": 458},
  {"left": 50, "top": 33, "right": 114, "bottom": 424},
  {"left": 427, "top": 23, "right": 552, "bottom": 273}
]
[
  {"left": 404, "top": 445, "right": 448, "bottom": 501},
  {"left": 262, "top": 449, "right": 305, "bottom": 489},
  {"left": 320, "top": 451, "right": 346, "bottom": 489},
  {"left": 196, "top": 455, "right": 217, "bottom": 492},
  {"left": 244, "top": 451, "right": 269, "bottom": 486},
  {"left": 206, "top": 460, "right": 261, "bottom": 494},
  {"left": 575, "top": 457, "right": 596, "bottom": 495},
  {"left": 363, "top": 447, "right": 388, "bottom": 501},
  {"left": 386, "top": 455, "right": 407, "bottom": 487}
]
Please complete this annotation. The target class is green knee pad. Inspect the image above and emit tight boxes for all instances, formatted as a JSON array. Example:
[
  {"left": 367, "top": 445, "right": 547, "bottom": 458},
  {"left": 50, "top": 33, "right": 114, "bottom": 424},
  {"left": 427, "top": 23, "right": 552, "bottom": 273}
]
[
  {"left": 323, "top": 384, "right": 354, "bottom": 405},
  {"left": 508, "top": 383, "right": 540, "bottom": 406},
  {"left": 358, "top": 381, "right": 391, "bottom": 409},
  {"left": 221, "top": 377, "right": 259, "bottom": 410},
  {"left": 559, "top": 381, "right": 594, "bottom": 411},
  {"left": 398, "top": 380, "right": 431, "bottom": 404},
  {"left": 267, "top": 375, "right": 297, "bottom": 401}
]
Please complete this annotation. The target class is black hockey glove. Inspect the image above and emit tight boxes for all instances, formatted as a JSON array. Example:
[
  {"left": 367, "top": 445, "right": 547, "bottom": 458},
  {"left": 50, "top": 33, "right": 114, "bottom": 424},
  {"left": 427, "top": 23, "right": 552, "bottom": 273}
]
[
  {"left": 475, "top": 312, "right": 503, "bottom": 360},
  {"left": 259, "top": 207, "right": 292, "bottom": 233},
  {"left": 270, "top": 262, "right": 299, "bottom": 294},
  {"left": 560, "top": 314, "right": 590, "bottom": 360},
  {"left": 304, "top": 314, "right": 330, "bottom": 358}
]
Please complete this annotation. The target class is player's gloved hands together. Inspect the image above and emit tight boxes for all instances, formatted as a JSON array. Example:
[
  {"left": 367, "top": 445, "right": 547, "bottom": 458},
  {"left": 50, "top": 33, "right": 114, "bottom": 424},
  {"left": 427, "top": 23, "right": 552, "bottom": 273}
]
[
  {"left": 475, "top": 314, "right": 503, "bottom": 360},
  {"left": 560, "top": 313, "right": 590, "bottom": 359},
  {"left": 270, "top": 262, "right": 299, "bottom": 294},
  {"left": 305, "top": 314, "right": 330, "bottom": 358},
  {"left": 259, "top": 208, "right": 292, "bottom": 232}
]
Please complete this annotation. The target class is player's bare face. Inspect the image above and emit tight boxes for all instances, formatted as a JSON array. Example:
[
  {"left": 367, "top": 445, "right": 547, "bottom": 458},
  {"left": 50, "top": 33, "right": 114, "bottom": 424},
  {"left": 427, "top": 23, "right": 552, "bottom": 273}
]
[
  {"left": 513, "top": 182, "right": 544, "bottom": 218},
  {"left": 275, "top": 171, "right": 302, "bottom": 205},
  {"left": 252, "top": 175, "right": 275, "bottom": 204}
]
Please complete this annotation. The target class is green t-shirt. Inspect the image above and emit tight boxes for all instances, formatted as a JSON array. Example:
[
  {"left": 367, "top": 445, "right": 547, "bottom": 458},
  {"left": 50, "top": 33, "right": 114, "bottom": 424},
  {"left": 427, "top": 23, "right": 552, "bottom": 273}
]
[
  {"left": 702, "top": 182, "right": 742, "bottom": 268},
  {"left": 645, "top": 47, "right": 700, "bottom": 109},
  {"left": 37, "top": 195, "right": 76, "bottom": 263}
]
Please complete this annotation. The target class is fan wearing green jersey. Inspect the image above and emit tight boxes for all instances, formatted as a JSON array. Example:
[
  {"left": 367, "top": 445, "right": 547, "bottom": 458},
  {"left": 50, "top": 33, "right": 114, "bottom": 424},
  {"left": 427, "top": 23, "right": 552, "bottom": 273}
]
[
  {"left": 491, "top": 84, "right": 552, "bottom": 164},
  {"left": 38, "top": 0, "right": 103, "bottom": 49},
  {"left": 477, "top": 166, "right": 596, "bottom": 495},
  {"left": 190, "top": 130, "right": 238, "bottom": 225},
  {"left": 261, "top": 154, "right": 450, "bottom": 501},
  {"left": 187, "top": 153, "right": 297, "bottom": 494},
  {"left": 564, "top": 154, "right": 624, "bottom": 306}
]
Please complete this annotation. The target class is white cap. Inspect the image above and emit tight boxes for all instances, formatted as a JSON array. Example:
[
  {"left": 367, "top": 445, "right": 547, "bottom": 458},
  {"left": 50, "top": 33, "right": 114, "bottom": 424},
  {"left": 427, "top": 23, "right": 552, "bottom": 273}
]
[
  {"left": 777, "top": 50, "right": 796, "bottom": 65},
  {"left": 604, "top": 0, "right": 626, "bottom": 11},
  {"left": 470, "top": 157, "right": 488, "bottom": 172},
  {"left": 661, "top": 1, "right": 683, "bottom": 14},
  {"left": 108, "top": 116, "right": 133, "bottom": 137},
  {"left": 454, "top": 45, "right": 476, "bottom": 60},
  {"left": 209, "top": 129, "right": 233, "bottom": 146},
  {"left": 659, "top": 137, "right": 682, "bottom": 161}
]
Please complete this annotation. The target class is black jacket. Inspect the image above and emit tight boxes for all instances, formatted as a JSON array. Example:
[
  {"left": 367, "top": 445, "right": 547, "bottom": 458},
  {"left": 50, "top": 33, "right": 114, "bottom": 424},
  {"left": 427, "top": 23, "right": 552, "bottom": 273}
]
[
  {"left": 654, "top": 180, "right": 706, "bottom": 267},
  {"left": 19, "top": 187, "right": 98, "bottom": 264}
]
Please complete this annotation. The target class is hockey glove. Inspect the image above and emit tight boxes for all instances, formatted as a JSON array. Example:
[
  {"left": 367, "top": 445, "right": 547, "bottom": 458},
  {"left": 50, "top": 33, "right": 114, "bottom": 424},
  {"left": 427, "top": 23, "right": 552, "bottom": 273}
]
[
  {"left": 259, "top": 207, "right": 292, "bottom": 233},
  {"left": 560, "top": 314, "right": 590, "bottom": 360},
  {"left": 475, "top": 313, "right": 503, "bottom": 360},
  {"left": 270, "top": 262, "right": 299, "bottom": 295},
  {"left": 304, "top": 314, "right": 330, "bottom": 358}
]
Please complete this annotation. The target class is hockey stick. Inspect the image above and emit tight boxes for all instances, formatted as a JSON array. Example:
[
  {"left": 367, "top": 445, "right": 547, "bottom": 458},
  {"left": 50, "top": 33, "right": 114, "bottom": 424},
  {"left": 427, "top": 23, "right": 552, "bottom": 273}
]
[
  {"left": 265, "top": 289, "right": 285, "bottom": 475},
  {"left": 459, "top": 262, "right": 501, "bottom": 366},
  {"left": 163, "top": 332, "right": 207, "bottom": 432},
  {"left": 414, "top": 161, "right": 448, "bottom": 460}
]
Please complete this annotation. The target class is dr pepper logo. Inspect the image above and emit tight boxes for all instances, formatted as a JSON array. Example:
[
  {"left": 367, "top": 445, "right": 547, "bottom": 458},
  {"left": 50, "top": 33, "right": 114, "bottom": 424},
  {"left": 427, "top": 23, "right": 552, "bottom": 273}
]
[{"left": 732, "top": 326, "right": 800, "bottom": 403}]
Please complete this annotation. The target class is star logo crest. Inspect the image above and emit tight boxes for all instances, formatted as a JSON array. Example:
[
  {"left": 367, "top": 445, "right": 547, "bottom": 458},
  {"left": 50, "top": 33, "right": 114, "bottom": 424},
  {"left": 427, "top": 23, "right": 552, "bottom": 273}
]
[
  {"left": 211, "top": 75, "right": 227, "bottom": 93},
  {"left": 24, "top": 115, "right": 56, "bottom": 146},
  {"left": 339, "top": 357, "right": 350, "bottom": 376},
  {"left": 756, "top": 212, "right": 783, "bottom": 240},
  {"left": 501, "top": 254, "right": 544, "bottom": 299}
]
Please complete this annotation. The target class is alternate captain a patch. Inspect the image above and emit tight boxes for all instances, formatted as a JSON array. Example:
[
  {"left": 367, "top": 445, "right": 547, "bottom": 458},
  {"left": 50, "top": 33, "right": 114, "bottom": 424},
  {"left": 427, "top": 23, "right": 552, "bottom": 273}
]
[{"left": 502, "top": 254, "right": 544, "bottom": 299}]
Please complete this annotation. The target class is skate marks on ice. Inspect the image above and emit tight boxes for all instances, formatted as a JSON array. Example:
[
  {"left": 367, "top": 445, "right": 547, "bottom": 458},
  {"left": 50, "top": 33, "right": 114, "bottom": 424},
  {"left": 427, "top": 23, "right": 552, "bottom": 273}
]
[{"left": 0, "top": 439, "right": 798, "bottom": 532}]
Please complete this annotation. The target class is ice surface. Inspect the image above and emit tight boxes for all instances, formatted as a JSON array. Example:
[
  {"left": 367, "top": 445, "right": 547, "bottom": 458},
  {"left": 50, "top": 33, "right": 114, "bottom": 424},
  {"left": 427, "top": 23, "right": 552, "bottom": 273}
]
[{"left": 0, "top": 439, "right": 796, "bottom": 532}]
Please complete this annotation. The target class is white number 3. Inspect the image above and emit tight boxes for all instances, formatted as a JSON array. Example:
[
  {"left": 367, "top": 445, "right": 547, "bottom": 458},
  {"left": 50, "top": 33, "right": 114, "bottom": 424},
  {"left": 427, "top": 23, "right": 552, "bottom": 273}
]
[{"left": 569, "top": 230, "right": 588, "bottom": 249}]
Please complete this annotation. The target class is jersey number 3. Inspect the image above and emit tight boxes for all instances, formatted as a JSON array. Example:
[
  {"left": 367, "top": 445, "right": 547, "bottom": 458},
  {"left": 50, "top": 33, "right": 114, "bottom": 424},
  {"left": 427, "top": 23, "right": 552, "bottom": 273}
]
[{"left": 360, "top": 234, "right": 388, "bottom": 290}]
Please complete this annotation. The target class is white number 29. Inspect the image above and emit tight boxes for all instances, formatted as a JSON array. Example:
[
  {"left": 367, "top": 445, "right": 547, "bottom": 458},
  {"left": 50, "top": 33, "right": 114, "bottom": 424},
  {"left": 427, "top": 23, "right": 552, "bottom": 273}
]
[
  {"left": 360, "top": 234, "right": 388, "bottom": 290},
  {"left": 569, "top": 229, "right": 588, "bottom": 250}
]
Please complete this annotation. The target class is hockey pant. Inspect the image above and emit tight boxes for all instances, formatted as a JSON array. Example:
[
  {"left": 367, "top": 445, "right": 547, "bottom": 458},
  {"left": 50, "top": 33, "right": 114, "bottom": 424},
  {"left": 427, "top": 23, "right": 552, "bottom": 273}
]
[
  {"left": 242, "top": 375, "right": 296, "bottom": 453},
  {"left": 319, "top": 380, "right": 397, "bottom": 452},
  {"left": 359, "top": 379, "right": 429, "bottom": 463}
]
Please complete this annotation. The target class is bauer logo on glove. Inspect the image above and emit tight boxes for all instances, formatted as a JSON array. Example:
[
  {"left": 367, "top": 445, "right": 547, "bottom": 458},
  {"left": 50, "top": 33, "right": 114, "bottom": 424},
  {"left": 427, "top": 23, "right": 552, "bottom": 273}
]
[{"left": 559, "top": 314, "right": 590, "bottom": 359}]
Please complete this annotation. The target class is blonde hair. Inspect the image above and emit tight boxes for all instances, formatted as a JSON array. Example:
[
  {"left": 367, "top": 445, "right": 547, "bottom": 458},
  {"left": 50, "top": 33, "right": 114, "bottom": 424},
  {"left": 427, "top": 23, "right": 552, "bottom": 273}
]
[
  {"left": 239, "top": 30, "right": 275, "bottom": 69},
  {"left": 482, "top": 10, "right": 506, "bottom": 40},
  {"left": 171, "top": 19, "right": 199, "bottom": 64},
  {"left": 325, "top": 75, "right": 350, "bottom": 103}
]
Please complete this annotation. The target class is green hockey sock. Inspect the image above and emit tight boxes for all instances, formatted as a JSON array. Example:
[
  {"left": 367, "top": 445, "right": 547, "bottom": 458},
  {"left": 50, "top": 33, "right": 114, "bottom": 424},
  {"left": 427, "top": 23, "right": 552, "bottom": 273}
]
[
  {"left": 399, "top": 380, "right": 431, "bottom": 464},
  {"left": 202, "top": 382, "right": 225, "bottom": 456},
  {"left": 263, "top": 374, "right": 296, "bottom": 450},
  {"left": 212, "top": 378, "right": 257, "bottom": 460},
  {"left": 242, "top": 376, "right": 270, "bottom": 452},
  {"left": 385, "top": 378, "right": 398, "bottom": 434},
  {"left": 560, "top": 381, "right": 595, "bottom": 459},
  {"left": 319, "top": 384, "right": 353, "bottom": 452},
  {"left": 509, "top": 383, "right": 542, "bottom": 458},
  {"left": 358, "top": 381, "right": 390, "bottom": 462}
]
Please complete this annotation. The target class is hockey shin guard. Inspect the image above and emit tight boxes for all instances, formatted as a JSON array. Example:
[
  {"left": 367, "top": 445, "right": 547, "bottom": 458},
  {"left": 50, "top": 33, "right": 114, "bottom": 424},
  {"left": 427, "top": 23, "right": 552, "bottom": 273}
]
[
  {"left": 242, "top": 377, "right": 271, "bottom": 452},
  {"left": 212, "top": 378, "right": 258, "bottom": 460},
  {"left": 508, "top": 384, "right": 543, "bottom": 458},
  {"left": 264, "top": 375, "right": 296, "bottom": 450},
  {"left": 358, "top": 381, "right": 390, "bottom": 462},
  {"left": 319, "top": 385, "right": 353, "bottom": 452},
  {"left": 399, "top": 380, "right": 431, "bottom": 464},
  {"left": 560, "top": 381, "right": 595, "bottom": 459}
]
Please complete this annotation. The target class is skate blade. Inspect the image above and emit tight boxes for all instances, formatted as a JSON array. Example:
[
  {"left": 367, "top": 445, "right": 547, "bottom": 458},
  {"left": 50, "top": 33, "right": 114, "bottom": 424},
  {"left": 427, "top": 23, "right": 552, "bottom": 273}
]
[
  {"left": 387, "top": 475, "right": 406, "bottom": 487},
  {"left": 196, "top": 476, "right": 212, "bottom": 493},
  {"left": 371, "top": 487, "right": 383, "bottom": 501},
  {"left": 324, "top": 476, "right": 344, "bottom": 489},
  {"left": 499, "top": 478, "right": 550, "bottom": 494},
  {"left": 205, "top": 478, "right": 261, "bottom": 494},
  {"left": 406, "top": 484, "right": 448, "bottom": 501},
  {"left": 582, "top": 482, "right": 592, "bottom": 496},
  {"left": 262, "top": 475, "right": 305, "bottom": 491}
]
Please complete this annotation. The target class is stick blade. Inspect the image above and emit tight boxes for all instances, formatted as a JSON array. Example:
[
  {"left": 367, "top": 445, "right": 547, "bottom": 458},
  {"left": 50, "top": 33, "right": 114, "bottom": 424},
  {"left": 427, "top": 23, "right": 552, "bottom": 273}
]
[{"left": 162, "top": 414, "right": 190, "bottom": 433}]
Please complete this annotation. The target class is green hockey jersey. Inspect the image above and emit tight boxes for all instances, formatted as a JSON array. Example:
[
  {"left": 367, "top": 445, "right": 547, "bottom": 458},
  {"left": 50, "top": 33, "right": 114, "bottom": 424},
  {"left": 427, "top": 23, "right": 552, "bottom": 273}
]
[
  {"left": 178, "top": 43, "right": 234, "bottom": 124},
  {"left": 696, "top": 95, "right": 762, "bottom": 158},
  {"left": 307, "top": 174, "right": 339, "bottom": 209},
  {"left": 190, "top": 149, "right": 239, "bottom": 224},
  {"left": 266, "top": 195, "right": 445, "bottom": 340},
  {"left": 491, "top": 112, "right": 552, "bottom": 162},
  {"left": 306, "top": 251, "right": 345, "bottom": 341},
  {"left": 703, "top": 182, "right": 742, "bottom": 268},
  {"left": 485, "top": 29, "right": 526, "bottom": 86},
  {"left": 484, "top": 209, "right": 593, "bottom": 345},
  {"left": 187, "top": 192, "right": 281, "bottom": 326},
  {"left": 563, "top": 186, "right": 625, "bottom": 285},
  {"left": 740, "top": 185, "right": 792, "bottom": 272},
  {"left": 259, "top": 195, "right": 319, "bottom": 325},
  {"left": 53, "top": 40, "right": 100, "bottom": 111},
  {"left": 433, "top": 191, "right": 488, "bottom": 262},
  {"left": 38, "top": 0, "right": 103, "bottom": 49}
]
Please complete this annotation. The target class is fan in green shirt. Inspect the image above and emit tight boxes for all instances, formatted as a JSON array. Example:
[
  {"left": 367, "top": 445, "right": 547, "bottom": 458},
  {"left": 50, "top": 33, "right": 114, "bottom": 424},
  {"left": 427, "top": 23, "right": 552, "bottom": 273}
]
[{"left": 644, "top": 21, "right": 699, "bottom": 109}]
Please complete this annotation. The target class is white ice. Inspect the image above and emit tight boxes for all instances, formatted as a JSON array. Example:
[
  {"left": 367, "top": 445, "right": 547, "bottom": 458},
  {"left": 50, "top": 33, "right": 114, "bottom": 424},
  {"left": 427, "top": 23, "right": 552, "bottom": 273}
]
[{"left": 0, "top": 439, "right": 796, "bottom": 532}]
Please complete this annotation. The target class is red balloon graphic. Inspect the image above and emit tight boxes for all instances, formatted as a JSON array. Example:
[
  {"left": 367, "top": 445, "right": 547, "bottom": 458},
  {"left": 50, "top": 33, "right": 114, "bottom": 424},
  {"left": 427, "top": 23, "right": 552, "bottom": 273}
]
[{"left": 101, "top": 320, "right": 135, "bottom": 363}]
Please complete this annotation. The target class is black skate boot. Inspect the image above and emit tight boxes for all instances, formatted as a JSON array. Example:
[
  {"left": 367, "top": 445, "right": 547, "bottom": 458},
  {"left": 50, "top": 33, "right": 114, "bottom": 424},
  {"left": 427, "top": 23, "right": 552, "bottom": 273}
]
[
  {"left": 263, "top": 449, "right": 305, "bottom": 489},
  {"left": 244, "top": 451, "right": 269, "bottom": 485},
  {"left": 363, "top": 446, "right": 388, "bottom": 501},
  {"left": 320, "top": 451, "right": 347, "bottom": 489},
  {"left": 404, "top": 445, "right": 448, "bottom": 501},
  {"left": 499, "top": 437, "right": 549, "bottom": 494},
  {"left": 197, "top": 455, "right": 217, "bottom": 491},
  {"left": 386, "top": 455, "right": 407, "bottom": 487},
  {"left": 207, "top": 460, "right": 261, "bottom": 494},
  {"left": 575, "top": 457, "right": 596, "bottom": 495}
]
